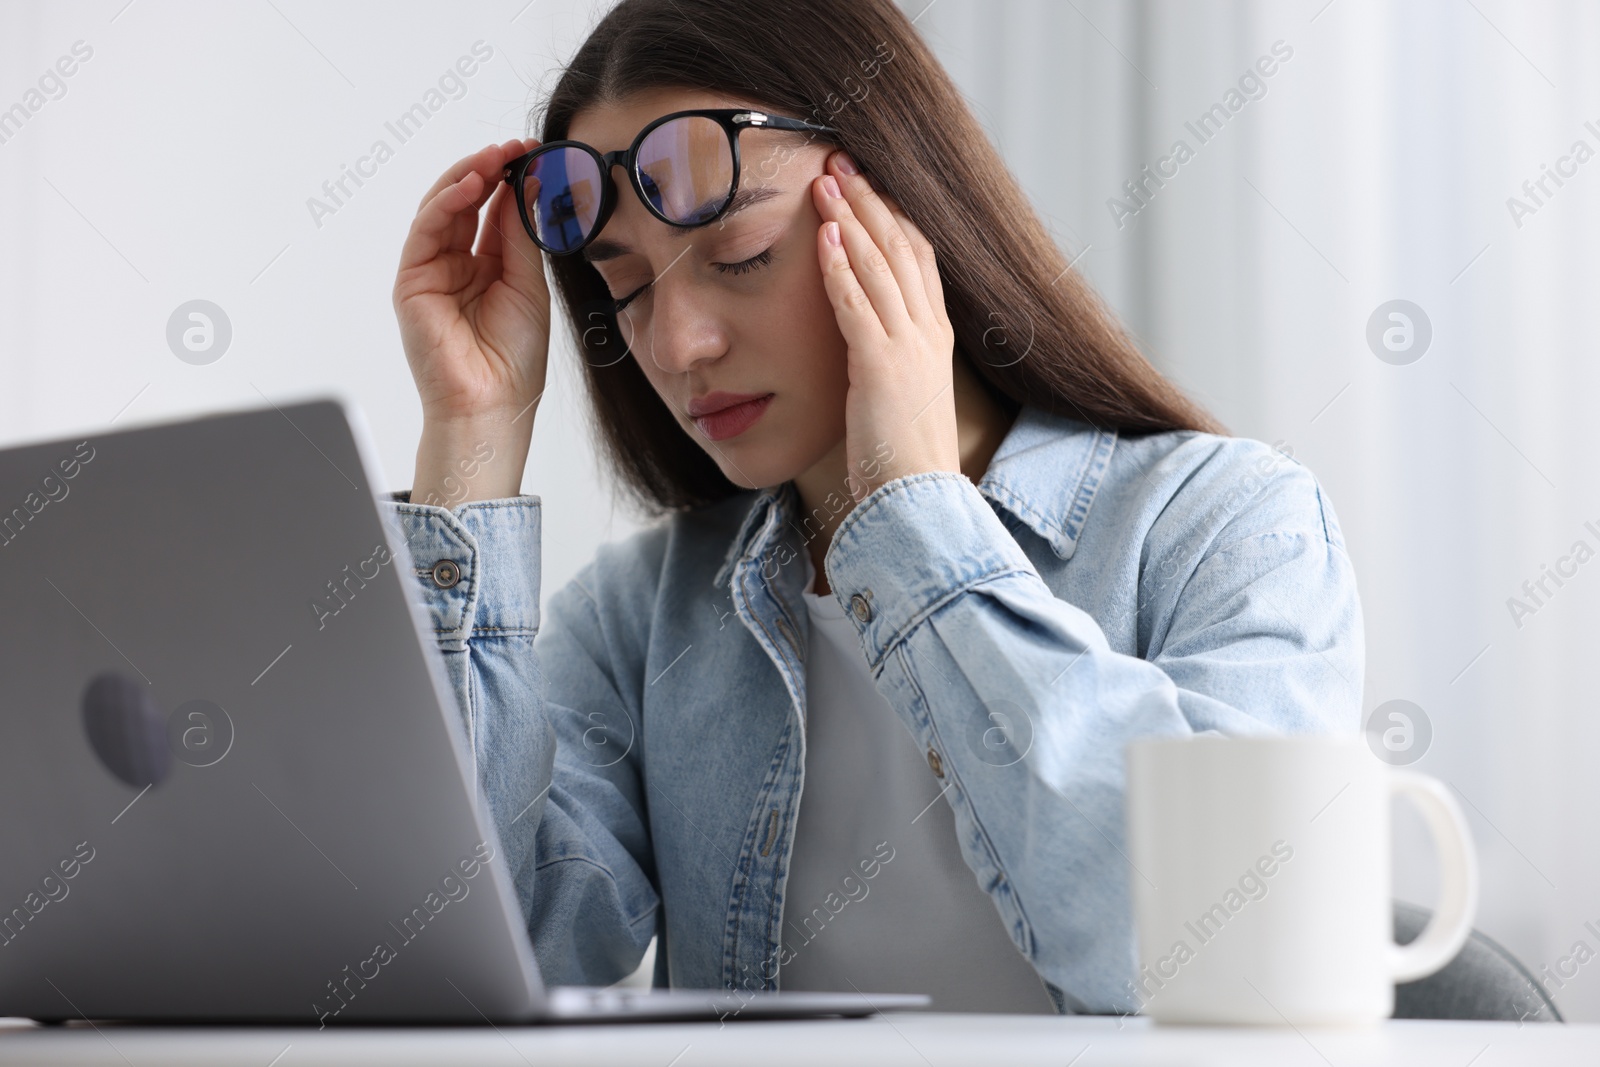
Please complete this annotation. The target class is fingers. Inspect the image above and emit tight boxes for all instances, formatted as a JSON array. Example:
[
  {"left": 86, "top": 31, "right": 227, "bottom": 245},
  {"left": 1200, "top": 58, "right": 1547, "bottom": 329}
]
[
  {"left": 399, "top": 139, "right": 536, "bottom": 281},
  {"left": 474, "top": 178, "right": 513, "bottom": 261},
  {"left": 472, "top": 138, "right": 543, "bottom": 282},
  {"left": 884, "top": 198, "right": 950, "bottom": 331},
  {"left": 813, "top": 151, "right": 936, "bottom": 330},
  {"left": 414, "top": 149, "right": 482, "bottom": 215},
  {"left": 487, "top": 175, "right": 549, "bottom": 308},
  {"left": 817, "top": 218, "right": 890, "bottom": 355},
  {"left": 417, "top": 138, "right": 532, "bottom": 214},
  {"left": 399, "top": 169, "right": 486, "bottom": 279},
  {"left": 811, "top": 168, "right": 909, "bottom": 333}
]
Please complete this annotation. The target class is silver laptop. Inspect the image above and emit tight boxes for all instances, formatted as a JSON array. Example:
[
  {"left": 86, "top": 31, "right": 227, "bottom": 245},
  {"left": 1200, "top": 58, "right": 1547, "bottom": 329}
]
[{"left": 0, "top": 397, "right": 927, "bottom": 1024}]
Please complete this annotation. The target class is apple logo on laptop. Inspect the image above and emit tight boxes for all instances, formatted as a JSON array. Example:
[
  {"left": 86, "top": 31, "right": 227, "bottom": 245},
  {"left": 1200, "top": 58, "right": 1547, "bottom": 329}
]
[{"left": 82, "top": 671, "right": 171, "bottom": 789}]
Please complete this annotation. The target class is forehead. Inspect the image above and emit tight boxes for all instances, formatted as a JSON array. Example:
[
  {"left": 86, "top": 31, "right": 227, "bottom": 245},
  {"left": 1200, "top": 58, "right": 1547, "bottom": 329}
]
[{"left": 567, "top": 87, "right": 746, "bottom": 153}]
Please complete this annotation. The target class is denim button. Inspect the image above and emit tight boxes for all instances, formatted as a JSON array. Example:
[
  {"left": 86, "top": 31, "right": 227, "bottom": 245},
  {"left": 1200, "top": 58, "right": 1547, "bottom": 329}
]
[
  {"left": 849, "top": 593, "right": 872, "bottom": 623},
  {"left": 927, "top": 748, "right": 944, "bottom": 778},
  {"left": 431, "top": 559, "right": 461, "bottom": 589}
]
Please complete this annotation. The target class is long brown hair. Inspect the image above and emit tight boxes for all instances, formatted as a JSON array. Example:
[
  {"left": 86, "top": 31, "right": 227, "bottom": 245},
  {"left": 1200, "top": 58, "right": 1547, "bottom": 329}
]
[{"left": 537, "top": 0, "right": 1225, "bottom": 513}]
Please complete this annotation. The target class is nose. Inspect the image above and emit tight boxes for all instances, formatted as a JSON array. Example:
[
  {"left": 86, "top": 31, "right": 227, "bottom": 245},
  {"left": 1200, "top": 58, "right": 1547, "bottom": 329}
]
[{"left": 631, "top": 271, "right": 728, "bottom": 376}]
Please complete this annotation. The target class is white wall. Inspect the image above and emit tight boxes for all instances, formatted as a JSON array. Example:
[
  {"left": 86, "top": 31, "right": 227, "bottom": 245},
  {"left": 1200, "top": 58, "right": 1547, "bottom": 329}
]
[
  {"left": 0, "top": 0, "right": 636, "bottom": 620},
  {"left": 5, "top": 0, "right": 1599, "bottom": 1020}
]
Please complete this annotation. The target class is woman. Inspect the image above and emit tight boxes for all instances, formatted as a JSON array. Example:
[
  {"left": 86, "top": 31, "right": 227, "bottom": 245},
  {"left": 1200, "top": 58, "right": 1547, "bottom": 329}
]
[{"left": 387, "top": 0, "right": 1362, "bottom": 1015}]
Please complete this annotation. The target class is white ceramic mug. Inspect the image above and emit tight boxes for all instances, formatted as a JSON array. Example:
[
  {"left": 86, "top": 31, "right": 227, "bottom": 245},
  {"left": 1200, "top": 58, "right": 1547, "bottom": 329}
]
[{"left": 1124, "top": 735, "right": 1479, "bottom": 1026}]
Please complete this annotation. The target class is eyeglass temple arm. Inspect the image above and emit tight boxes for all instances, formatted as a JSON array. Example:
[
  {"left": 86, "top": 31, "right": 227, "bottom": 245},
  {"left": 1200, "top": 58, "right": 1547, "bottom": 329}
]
[{"left": 733, "top": 112, "right": 836, "bottom": 136}]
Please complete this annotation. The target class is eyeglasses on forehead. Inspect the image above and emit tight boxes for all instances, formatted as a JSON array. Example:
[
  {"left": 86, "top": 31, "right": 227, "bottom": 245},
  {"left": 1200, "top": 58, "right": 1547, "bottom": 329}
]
[{"left": 503, "top": 108, "right": 837, "bottom": 256}]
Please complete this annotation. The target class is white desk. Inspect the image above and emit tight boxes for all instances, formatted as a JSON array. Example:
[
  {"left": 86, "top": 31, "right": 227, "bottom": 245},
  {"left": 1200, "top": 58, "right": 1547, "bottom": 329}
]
[{"left": 1, "top": 1013, "right": 1595, "bottom": 1066}]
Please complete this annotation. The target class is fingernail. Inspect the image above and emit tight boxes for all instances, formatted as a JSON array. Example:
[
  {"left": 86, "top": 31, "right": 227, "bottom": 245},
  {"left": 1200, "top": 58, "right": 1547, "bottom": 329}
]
[
  {"left": 822, "top": 175, "right": 842, "bottom": 199},
  {"left": 825, "top": 221, "right": 842, "bottom": 247},
  {"left": 835, "top": 152, "right": 859, "bottom": 176}
]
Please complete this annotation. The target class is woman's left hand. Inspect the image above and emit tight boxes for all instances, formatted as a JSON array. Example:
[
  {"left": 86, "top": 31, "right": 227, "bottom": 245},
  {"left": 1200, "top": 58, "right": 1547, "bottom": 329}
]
[{"left": 812, "top": 149, "right": 961, "bottom": 500}]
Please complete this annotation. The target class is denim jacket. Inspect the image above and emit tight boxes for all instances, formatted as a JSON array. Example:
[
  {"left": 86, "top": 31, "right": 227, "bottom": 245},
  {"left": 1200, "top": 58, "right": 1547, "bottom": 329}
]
[{"left": 380, "top": 404, "right": 1363, "bottom": 1014}]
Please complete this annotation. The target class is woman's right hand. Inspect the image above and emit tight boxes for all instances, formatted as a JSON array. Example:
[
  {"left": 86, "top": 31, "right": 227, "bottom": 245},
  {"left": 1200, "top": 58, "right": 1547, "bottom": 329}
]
[{"left": 394, "top": 139, "right": 550, "bottom": 506}]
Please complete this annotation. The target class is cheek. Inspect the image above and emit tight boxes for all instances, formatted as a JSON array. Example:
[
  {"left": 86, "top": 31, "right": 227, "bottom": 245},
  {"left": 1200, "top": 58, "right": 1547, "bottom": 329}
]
[
  {"left": 762, "top": 256, "right": 848, "bottom": 394},
  {"left": 629, "top": 343, "right": 681, "bottom": 418}
]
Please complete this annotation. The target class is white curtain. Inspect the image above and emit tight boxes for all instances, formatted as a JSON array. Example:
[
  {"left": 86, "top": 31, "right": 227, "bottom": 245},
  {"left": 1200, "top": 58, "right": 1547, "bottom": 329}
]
[{"left": 913, "top": 0, "right": 1600, "bottom": 1020}]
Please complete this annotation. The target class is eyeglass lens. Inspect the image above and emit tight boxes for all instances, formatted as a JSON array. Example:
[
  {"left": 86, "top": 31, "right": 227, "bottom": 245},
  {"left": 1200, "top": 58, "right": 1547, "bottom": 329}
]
[{"left": 522, "top": 115, "right": 736, "bottom": 252}]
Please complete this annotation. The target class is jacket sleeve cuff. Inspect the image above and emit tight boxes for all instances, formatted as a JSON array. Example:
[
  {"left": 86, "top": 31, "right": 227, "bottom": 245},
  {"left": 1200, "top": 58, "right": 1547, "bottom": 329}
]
[
  {"left": 823, "top": 471, "right": 1033, "bottom": 669},
  {"left": 382, "top": 490, "right": 542, "bottom": 651}
]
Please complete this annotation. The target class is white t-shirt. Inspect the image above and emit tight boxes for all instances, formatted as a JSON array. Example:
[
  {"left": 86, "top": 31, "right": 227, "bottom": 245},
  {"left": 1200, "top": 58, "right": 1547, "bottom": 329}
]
[{"left": 776, "top": 553, "right": 1057, "bottom": 1013}]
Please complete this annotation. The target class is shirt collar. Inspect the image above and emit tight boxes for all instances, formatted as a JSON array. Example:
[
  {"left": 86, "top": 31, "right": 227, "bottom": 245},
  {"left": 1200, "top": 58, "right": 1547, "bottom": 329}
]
[
  {"left": 712, "top": 406, "right": 1117, "bottom": 588},
  {"left": 975, "top": 405, "right": 1118, "bottom": 560}
]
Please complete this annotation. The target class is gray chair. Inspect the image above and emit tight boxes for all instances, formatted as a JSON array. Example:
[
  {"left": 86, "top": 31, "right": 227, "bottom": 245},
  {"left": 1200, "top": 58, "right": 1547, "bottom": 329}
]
[{"left": 1393, "top": 900, "right": 1562, "bottom": 1022}]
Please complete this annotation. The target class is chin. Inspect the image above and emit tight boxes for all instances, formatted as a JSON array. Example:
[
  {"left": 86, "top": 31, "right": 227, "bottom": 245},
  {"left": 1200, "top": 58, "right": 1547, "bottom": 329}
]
[
  {"left": 707, "top": 448, "right": 805, "bottom": 492},
  {"left": 696, "top": 432, "right": 832, "bottom": 493}
]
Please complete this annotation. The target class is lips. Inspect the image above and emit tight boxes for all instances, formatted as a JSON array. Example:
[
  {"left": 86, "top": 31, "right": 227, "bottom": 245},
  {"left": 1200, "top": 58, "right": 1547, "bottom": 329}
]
[{"left": 688, "top": 392, "right": 774, "bottom": 442}]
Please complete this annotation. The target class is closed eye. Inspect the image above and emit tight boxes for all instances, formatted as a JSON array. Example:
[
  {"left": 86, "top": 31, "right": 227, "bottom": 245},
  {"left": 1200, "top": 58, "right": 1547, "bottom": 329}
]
[
  {"left": 612, "top": 281, "right": 652, "bottom": 314},
  {"left": 611, "top": 247, "right": 775, "bottom": 314},
  {"left": 713, "top": 248, "right": 773, "bottom": 276}
]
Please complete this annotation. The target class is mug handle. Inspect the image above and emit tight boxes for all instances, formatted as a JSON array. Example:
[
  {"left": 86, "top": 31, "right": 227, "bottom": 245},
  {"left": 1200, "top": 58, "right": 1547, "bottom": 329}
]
[{"left": 1387, "top": 770, "right": 1481, "bottom": 983}]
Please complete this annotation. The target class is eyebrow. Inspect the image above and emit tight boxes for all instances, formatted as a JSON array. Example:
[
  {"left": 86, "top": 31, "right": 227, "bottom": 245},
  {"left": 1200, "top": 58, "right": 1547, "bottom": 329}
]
[{"left": 582, "top": 186, "right": 785, "bottom": 263}]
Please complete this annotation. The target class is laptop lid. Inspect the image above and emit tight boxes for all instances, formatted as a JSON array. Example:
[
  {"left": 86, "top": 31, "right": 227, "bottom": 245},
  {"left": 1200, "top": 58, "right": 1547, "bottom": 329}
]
[{"left": 0, "top": 397, "right": 548, "bottom": 1023}]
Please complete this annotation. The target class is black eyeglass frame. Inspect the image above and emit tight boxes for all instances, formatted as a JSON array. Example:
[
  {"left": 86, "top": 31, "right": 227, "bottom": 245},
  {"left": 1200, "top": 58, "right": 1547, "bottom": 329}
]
[{"left": 503, "top": 108, "right": 838, "bottom": 256}]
